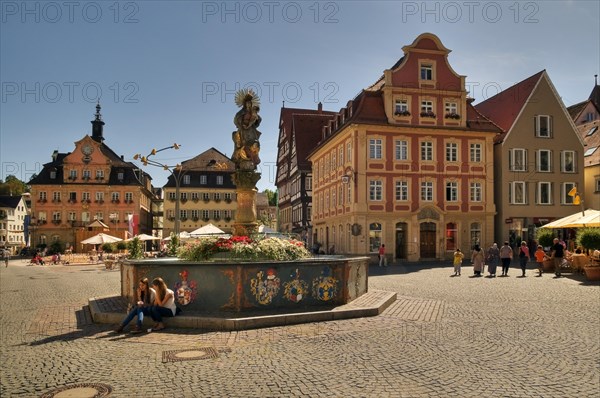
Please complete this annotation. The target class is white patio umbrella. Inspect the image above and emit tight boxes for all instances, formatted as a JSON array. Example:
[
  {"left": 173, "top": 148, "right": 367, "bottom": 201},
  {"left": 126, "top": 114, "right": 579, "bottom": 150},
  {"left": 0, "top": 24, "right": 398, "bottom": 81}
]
[
  {"left": 81, "top": 233, "right": 123, "bottom": 245},
  {"left": 125, "top": 233, "right": 161, "bottom": 242},
  {"left": 258, "top": 225, "right": 276, "bottom": 233},
  {"left": 162, "top": 231, "right": 191, "bottom": 241},
  {"left": 543, "top": 209, "right": 600, "bottom": 229},
  {"left": 190, "top": 224, "right": 226, "bottom": 237}
]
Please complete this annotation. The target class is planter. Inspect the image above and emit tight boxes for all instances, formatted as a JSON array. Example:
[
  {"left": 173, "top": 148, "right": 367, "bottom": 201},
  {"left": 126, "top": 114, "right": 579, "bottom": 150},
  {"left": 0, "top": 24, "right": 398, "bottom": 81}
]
[{"left": 583, "top": 266, "right": 600, "bottom": 281}]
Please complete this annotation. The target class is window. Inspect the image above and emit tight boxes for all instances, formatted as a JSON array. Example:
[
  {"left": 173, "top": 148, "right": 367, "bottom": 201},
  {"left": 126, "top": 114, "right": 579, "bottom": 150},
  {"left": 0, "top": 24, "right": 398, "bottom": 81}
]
[
  {"left": 395, "top": 181, "right": 408, "bottom": 201},
  {"left": 535, "top": 115, "right": 552, "bottom": 137},
  {"left": 586, "top": 126, "right": 598, "bottom": 136},
  {"left": 534, "top": 149, "right": 551, "bottom": 172},
  {"left": 117, "top": 172, "right": 124, "bottom": 180},
  {"left": 347, "top": 184, "right": 352, "bottom": 204},
  {"left": 470, "top": 182, "right": 482, "bottom": 202},
  {"left": 202, "top": 210, "right": 209, "bottom": 220},
  {"left": 38, "top": 211, "right": 47, "bottom": 222},
  {"left": 562, "top": 182, "right": 576, "bottom": 204},
  {"left": 420, "top": 64, "right": 433, "bottom": 80},
  {"left": 537, "top": 182, "right": 552, "bottom": 204},
  {"left": 83, "top": 170, "right": 91, "bottom": 179},
  {"left": 39, "top": 191, "right": 47, "bottom": 201},
  {"left": 446, "top": 223, "right": 457, "bottom": 251},
  {"left": 224, "top": 192, "right": 232, "bottom": 201},
  {"left": 95, "top": 192, "right": 104, "bottom": 202},
  {"left": 470, "top": 223, "right": 481, "bottom": 248},
  {"left": 111, "top": 192, "right": 120, "bottom": 202},
  {"left": 306, "top": 177, "right": 312, "bottom": 191},
  {"left": 446, "top": 143, "right": 458, "bottom": 162},
  {"left": 510, "top": 181, "right": 527, "bottom": 204},
  {"left": 68, "top": 212, "right": 76, "bottom": 221},
  {"left": 82, "top": 192, "right": 90, "bottom": 202},
  {"left": 369, "top": 222, "right": 382, "bottom": 252},
  {"left": 332, "top": 153, "right": 336, "bottom": 171},
  {"left": 470, "top": 143, "right": 482, "bottom": 162},
  {"left": 421, "top": 142, "right": 433, "bottom": 161},
  {"left": 180, "top": 210, "right": 187, "bottom": 219},
  {"left": 446, "top": 182, "right": 458, "bottom": 201},
  {"left": 339, "top": 185, "right": 343, "bottom": 205},
  {"left": 369, "top": 180, "right": 382, "bottom": 201},
  {"left": 96, "top": 170, "right": 104, "bottom": 179},
  {"left": 200, "top": 175, "right": 207, "bottom": 185},
  {"left": 332, "top": 190, "right": 336, "bottom": 207},
  {"left": 369, "top": 139, "right": 382, "bottom": 159},
  {"left": 183, "top": 175, "right": 190, "bottom": 185},
  {"left": 395, "top": 99, "right": 409, "bottom": 114},
  {"left": 69, "top": 170, "right": 77, "bottom": 179},
  {"left": 69, "top": 192, "right": 77, "bottom": 202},
  {"left": 109, "top": 212, "right": 119, "bottom": 222},
  {"left": 445, "top": 102, "right": 458, "bottom": 115},
  {"left": 52, "top": 192, "right": 61, "bottom": 202},
  {"left": 421, "top": 181, "right": 433, "bottom": 201},
  {"left": 421, "top": 100, "right": 434, "bottom": 113},
  {"left": 347, "top": 142, "right": 352, "bottom": 162},
  {"left": 95, "top": 212, "right": 103, "bottom": 221},
  {"left": 214, "top": 193, "right": 221, "bottom": 201},
  {"left": 50, "top": 170, "right": 56, "bottom": 179},
  {"left": 339, "top": 146, "right": 344, "bottom": 166},
  {"left": 125, "top": 192, "right": 133, "bottom": 202},
  {"left": 395, "top": 140, "right": 408, "bottom": 161},
  {"left": 180, "top": 192, "right": 187, "bottom": 201},
  {"left": 168, "top": 192, "right": 176, "bottom": 200},
  {"left": 213, "top": 210, "right": 221, "bottom": 220},
  {"left": 224, "top": 210, "right": 232, "bottom": 220},
  {"left": 561, "top": 150, "right": 576, "bottom": 173},
  {"left": 216, "top": 176, "right": 224, "bottom": 185},
  {"left": 584, "top": 147, "right": 598, "bottom": 157},
  {"left": 52, "top": 211, "right": 61, "bottom": 221},
  {"left": 595, "top": 178, "right": 600, "bottom": 193},
  {"left": 509, "top": 149, "right": 527, "bottom": 171},
  {"left": 203, "top": 193, "right": 210, "bottom": 201}
]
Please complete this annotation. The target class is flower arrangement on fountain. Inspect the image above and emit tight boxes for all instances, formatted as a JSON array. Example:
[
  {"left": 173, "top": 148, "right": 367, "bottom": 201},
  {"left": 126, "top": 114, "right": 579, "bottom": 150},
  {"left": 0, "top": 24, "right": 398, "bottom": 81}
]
[{"left": 177, "top": 235, "right": 311, "bottom": 262}]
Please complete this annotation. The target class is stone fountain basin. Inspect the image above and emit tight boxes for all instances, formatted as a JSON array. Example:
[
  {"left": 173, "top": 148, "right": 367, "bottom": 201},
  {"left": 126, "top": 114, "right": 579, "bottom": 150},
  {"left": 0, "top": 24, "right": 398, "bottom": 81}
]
[{"left": 121, "top": 256, "right": 369, "bottom": 312}]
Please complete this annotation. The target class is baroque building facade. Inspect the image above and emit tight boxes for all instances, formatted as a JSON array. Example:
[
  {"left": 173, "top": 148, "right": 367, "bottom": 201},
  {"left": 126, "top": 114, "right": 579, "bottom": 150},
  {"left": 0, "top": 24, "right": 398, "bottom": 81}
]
[
  {"left": 28, "top": 104, "right": 155, "bottom": 252},
  {"left": 307, "top": 33, "right": 501, "bottom": 261}
]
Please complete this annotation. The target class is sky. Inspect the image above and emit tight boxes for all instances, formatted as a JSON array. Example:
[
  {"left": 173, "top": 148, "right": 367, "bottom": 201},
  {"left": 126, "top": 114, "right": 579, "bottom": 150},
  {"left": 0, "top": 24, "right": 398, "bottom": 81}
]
[{"left": 1, "top": 0, "right": 599, "bottom": 192}]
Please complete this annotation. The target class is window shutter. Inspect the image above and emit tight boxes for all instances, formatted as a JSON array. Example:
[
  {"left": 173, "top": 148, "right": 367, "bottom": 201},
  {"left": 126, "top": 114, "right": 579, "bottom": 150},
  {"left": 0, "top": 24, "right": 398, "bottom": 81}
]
[
  {"left": 534, "top": 116, "right": 537, "bottom": 135},
  {"left": 549, "top": 116, "right": 553, "bottom": 137},
  {"left": 508, "top": 150, "right": 513, "bottom": 171}
]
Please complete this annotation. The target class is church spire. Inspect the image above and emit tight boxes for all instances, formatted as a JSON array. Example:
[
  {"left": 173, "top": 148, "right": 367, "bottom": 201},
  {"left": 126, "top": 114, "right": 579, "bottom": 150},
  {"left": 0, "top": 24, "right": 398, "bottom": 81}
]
[{"left": 91, "top": 101, "right": 105, "bottom": 142}]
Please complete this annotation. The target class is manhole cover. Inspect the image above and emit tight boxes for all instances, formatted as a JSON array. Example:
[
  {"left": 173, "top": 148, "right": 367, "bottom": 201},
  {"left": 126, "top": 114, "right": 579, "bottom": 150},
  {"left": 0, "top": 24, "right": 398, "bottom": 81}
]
[
  {"left": 162, "top": 347, "right": 219, "bottom": 363},
  {"left": 40, "top": 383, "right": 112, "bottom": 398}
]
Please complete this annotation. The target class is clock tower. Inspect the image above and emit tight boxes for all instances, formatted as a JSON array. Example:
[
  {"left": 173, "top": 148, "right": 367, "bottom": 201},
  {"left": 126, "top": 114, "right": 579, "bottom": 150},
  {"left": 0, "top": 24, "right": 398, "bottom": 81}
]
[{"left": 91, "top": 101, "right": 105, "bottom": 143}]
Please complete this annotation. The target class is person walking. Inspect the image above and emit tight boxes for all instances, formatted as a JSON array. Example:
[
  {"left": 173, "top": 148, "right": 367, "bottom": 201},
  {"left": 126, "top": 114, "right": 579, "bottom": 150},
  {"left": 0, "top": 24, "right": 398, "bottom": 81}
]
[
  {"left": 499, "top": 241, "right": 513, "bottom": 276},
  {"left": 518, "top": 241, "right": 530, "bottom": 277},
  {"left": 534, "top": 245, "right": 547, "bottom": 277},
  {"left": 378, "top": 244, "right": 386, "bottom": 267},
  {"left": 452, "top": 248, "right": 464, "bottom": 276},
  {"left": 551, "top": 237, "right": 565, "bottom": 278},
  {"left": 471, "top": 245, "right": 485, "bottom": 276},
  {"left": 486, "top": 243, "right": 500, "bottom": 277},
  {"left": 3, "top": 249, "right": 9, "bottom": 268}
]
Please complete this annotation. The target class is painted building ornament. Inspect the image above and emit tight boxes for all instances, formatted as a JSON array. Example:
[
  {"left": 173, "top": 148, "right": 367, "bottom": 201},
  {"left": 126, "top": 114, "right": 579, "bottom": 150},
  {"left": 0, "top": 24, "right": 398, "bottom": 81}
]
[
  {"left": 283, "top": 268, "right": 308, "bottom": 303},
  {"left": 174, "top": 269, "right": 198, "bottom": 306},
  {"left": 250, "top": 268, "right": 280, "bottom": 305},
  {"left": 312, "top": 266, "right": 338, "bottom": 301}
]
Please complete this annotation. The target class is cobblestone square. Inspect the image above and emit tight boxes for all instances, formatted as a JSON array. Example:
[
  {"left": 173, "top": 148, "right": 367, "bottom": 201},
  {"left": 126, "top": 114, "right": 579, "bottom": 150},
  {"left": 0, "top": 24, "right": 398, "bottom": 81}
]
[{"left": 1, "top": 260, "right": 598, "bottom": 397}]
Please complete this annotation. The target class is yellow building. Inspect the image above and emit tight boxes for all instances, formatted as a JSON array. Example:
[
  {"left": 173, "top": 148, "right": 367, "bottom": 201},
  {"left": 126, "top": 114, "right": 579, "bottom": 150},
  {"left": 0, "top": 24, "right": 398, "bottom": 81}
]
[
  {"left": 308, "top": 33, "right": 500, "bottom": 262},
  {"left": 162, "top": 148, "right": 237, "bottom": 236}
]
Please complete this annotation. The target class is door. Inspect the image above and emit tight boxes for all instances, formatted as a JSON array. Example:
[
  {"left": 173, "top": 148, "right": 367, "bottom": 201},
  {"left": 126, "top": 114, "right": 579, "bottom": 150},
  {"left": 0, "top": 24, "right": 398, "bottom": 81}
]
[
  {"left": 420, "top": 222, "right": 436, "bottom": 258},
  {"left": 395, "top": 222, "right": 407, "bottom": 259}
]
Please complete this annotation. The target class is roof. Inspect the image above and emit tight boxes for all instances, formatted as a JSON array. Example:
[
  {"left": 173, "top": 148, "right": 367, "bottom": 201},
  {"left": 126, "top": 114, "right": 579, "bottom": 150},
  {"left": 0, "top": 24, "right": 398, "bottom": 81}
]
[
  {"left": 589, "top": 84, "right": 600, "bottom": 109},
  {"left": 474, "top": 70, "right": 545, "bottom": 141},
  {"left": 0, "top": 195, "right": 23, "bottom": 209},
  {"left": 292, "top": 113, "right": 340, "bottom": 170},
  {"left": 579, "top": 120, "right": 600, "bottom": 167},
  {"left": 567, "top": 100, "right": 589, "bottom": 121}
]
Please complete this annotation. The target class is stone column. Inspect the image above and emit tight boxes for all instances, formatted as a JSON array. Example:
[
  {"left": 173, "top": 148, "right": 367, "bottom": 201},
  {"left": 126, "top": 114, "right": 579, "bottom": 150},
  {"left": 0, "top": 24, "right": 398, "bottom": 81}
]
[{"left": 232, "top": 167, "right": 261, "bottom": 236}]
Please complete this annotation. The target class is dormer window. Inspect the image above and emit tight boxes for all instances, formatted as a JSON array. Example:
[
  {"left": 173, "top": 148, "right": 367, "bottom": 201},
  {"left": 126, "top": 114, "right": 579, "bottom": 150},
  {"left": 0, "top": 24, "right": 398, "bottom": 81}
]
[
  {"left": 420, "top": 64, "right": 433, "bottom": 81},
  {"left": 394, "top": 99, "right": 410, "bottom": 116},
  {"left": 200, "top": 175, "right": 207, "bottom": 185},
  {"left": 183, "top": 175, "right": 191, "bottom": 185},
  {"left": 117, "top": 171, "right": 124, "bottom": 181},
  {"left": 50, "top": 170, "right": 57, "bottom": 179}
]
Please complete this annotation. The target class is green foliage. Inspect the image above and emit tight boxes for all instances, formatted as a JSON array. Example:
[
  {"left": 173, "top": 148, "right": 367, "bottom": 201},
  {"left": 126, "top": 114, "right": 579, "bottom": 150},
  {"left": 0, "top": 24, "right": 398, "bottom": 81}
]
[
  {"left": 263, "top": 188, "right": 278, "bottom": 206},
  {"left": 0, "top": 175, "right": 29, "bottom": 195},
  {"left": 536, "top": 228, "right": 555, "bottom": 248},
  {"left": 101, "top": 243, "right": 114, "bottom": 253},
  {"left": 127, "top": 237, "right": 144, "bottom": 259},
  {"left": 48, "top": 240, "right": 65, "bottom": 255},
  {"left": 116, "top": 241, "right": 127, "bottom": 251},
  {"left": 167, "top": 233, "right": 179, "bottom": 256},
  {"left": 576, "top": 228, "right": 600, "bottom": 251}
]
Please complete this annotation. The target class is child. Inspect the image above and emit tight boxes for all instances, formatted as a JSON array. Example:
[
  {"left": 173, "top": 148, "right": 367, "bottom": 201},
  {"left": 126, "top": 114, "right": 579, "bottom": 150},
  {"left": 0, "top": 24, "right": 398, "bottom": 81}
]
[
  {"left": 534, "top": 245, "right": 547, "bottom": 277},
  {"left": 453, "top": 249, "right": 464, "bottom": 276}
]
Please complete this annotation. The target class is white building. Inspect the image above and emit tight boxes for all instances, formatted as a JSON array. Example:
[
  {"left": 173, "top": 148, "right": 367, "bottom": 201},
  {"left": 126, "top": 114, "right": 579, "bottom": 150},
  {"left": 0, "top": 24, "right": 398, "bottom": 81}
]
[{"left": 0, "top": 195, "right": 28, "bottom": 254}]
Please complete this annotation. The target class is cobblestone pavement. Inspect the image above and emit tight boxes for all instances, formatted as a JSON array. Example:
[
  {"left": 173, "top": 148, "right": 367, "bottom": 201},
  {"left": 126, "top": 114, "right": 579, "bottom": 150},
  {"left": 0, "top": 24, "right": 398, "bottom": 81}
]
[{"left": 1, "top": 260, "right": 598, "bottom": 397}]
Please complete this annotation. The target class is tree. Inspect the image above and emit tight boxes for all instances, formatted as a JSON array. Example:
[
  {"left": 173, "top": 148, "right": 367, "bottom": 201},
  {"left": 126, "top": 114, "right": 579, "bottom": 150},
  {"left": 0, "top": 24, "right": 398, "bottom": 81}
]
[
  {"left": 0, "top": 175, "right": 29, "bottom": 195},
  {"left": 263, "top": 189, "right": 278, "bottom": 206}
]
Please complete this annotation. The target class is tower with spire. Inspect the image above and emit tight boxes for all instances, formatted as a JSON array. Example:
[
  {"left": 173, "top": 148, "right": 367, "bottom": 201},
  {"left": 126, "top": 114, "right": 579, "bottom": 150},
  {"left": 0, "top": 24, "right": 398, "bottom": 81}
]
[{"left": 91, "top": 101, "right": 105, "bottom": 142}]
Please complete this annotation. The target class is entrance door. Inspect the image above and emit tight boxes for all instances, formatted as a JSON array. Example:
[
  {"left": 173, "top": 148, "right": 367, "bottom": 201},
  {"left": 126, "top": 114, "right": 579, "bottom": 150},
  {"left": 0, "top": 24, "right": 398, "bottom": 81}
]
[
  {"left": 420, "top": 222, "right": 436, "bottom": 258},
  {"left": 395, "top": 222, "right": 407, "bottom": 259}
]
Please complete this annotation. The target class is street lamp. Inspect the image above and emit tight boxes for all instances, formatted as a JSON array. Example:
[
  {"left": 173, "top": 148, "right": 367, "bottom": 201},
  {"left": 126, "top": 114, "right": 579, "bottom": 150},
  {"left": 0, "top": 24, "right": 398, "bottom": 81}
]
[{"left": 133, "top": 144, "right": 182, "bottom": 240}]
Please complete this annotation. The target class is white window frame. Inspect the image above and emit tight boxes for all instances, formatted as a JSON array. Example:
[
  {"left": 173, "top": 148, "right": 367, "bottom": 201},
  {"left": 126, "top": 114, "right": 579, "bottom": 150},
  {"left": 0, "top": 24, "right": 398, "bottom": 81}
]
[
  {"left": 183, "top": 175, "right": 191, "bottom": 185},
  {"left": 535, "top": 115, "right": 552, "bottom": 137},
  {"left": 510, "top": 181, "right": 527, "bottom": 204},
  {"left": 369, "top": 139, "right": 383, "bottom": 160},
  {"left": 420, "top": 64, "right": 433, "bottom": 80},
  {"left": 561, "top": 150, "right": 576, "bottom": 173},
  {"left": 394, "top": 99, "right": 409, "bottom": 114},
  {"left": 421, "top": 141, "right": 433, "bottom": 161},
  {"left": 537, "top": 182, "right": 552, "bottom": 205},
  {"left": 445, "top": 102, "right": 458, "bottom": 114},
  {"left": 369, "top": 180, "right": 382, "bottom": 201},
  {"left": 421, "top": 100, "right": 434, "bottom": 113},
  {"left": 421, "top": 181, "right": 433, "bottom": 201},
  {"left": 446, "top": 142, "right": 458, "bottom": 162},
  {"left": 216, "top": 175, "right": 224, "bottom": 185},
  {"left": 395, "top": 180, "right": 408, "bottom": 201},
  {"left": 395, "top": 140, "right": 408, "bottom": 161},
  {"left": 470, "top": 143, "right": 482, "bottom": 162},
  {"left": 200, "top": 175, "right": 207, "bottom": 185},
  {"left": 470, "top": 182, "right": 482, "bottom": 202},
  {"left": 509, "top": 148, "right": 528, "bottom": 171},
  {"left": 446, "top": 181, "right": 458, "bottom": 202},
  {"left": 562, "top": 182, "right": 576, "bottom": 204},
  {"left": 536, "top": 149, "right": 552, "bottom": 172}
]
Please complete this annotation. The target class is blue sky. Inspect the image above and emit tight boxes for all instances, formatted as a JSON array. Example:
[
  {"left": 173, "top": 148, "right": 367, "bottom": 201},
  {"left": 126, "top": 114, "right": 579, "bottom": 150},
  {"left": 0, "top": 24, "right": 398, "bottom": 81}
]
[{"left": 1, "top": 1, "right": 599, "bottom": 191}]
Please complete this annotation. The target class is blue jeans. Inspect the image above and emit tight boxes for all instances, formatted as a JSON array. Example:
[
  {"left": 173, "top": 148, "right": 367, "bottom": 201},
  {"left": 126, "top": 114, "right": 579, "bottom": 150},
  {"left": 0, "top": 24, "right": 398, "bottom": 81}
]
[
  {"left": 121, "top": 306, "right": 150, "bottom": 328},
  {"left": 149, "top": 306, "right": 174, "bottom": 322}
]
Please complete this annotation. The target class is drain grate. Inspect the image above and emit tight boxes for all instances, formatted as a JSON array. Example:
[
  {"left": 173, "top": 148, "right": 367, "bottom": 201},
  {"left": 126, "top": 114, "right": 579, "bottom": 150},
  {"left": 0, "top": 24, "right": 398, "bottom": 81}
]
[
  {"left": 162, "top": 347, "right": 219, "bottom": 363},
  {"left": 40, "top": 382, "right": 112, "bottom": 398}
]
